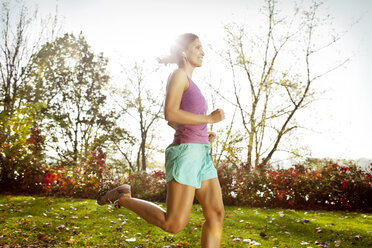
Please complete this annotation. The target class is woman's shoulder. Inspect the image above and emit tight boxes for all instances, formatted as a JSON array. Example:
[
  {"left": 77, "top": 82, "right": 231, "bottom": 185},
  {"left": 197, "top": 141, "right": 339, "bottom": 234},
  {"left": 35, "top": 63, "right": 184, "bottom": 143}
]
[
  {"left": 167, "top": 69, "right": 189, "bottom": 89},
  {"left": 170, "top": 69, "right": 188, "bottom": 80}
]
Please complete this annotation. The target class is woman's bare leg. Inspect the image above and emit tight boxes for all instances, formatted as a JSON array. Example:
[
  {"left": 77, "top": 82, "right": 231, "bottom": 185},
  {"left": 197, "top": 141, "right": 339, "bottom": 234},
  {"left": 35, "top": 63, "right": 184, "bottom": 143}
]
[
  {"left": 117, "top": 179, "right": 195, "bottom": 234},
  {"left": 195, "top": 178, "right": 225, "bottom": 248}
]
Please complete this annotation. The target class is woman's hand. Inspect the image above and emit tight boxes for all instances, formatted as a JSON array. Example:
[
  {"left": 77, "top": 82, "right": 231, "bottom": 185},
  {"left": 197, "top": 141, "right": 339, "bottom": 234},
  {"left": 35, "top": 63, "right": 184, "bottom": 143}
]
[
  {"left": 207, "top": 109, "right": 225, "bottom": 123},
  {"left": 208, "top": 132, "right": 217, "bottom": 143}
]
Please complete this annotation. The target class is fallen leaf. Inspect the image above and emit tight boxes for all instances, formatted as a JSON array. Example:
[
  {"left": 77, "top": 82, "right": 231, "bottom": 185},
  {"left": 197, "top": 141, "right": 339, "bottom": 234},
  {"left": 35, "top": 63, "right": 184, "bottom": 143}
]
[
  {"left": 232, "top": 237, "right": 242, "bottom": 242},
  {"left": 314, "top": 240, "right": 328, "bottom": 247},
  {"left": 37, "top": 234, "right": 48, "bottom": 241},
  {"left": 67, "top": 238, "right": 75, "bottom": 244},
  {"left": 56, "top": 224, "right": 65, "bottom": 230},
  {"left": 335, "top": 240, "right": 342, "bottom": 247},
  {"left": 354, "top": 235, "right": 361, "bottom": 240}
]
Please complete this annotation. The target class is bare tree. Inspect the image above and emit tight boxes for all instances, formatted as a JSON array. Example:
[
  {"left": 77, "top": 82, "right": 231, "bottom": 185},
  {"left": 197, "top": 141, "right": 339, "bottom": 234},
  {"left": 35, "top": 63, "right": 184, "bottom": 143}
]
[
  {"left": 0, "top": 0, "right": 59, "bottom": 117},
  {"left": 219, "top": 0, "right": 349, "bottom": 168},
  {"left": 113, "top": 61, "right": 164, "bottom": 172},
  {"left": 203, "top": 73, "right": 243, "bottom": 168}
]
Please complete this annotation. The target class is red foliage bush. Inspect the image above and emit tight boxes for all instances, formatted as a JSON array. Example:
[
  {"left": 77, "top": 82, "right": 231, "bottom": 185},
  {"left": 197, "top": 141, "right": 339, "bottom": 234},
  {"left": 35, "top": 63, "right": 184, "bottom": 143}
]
[
  {"left": 124, "top": 170, "right": 166, "bottom": 202},
  {"left": 34, "top": 158, "right": 372, "bottom": 212},
  {"left": 38, "top": 148, "right": 119, "bottom": 198},
  {"left": 217, "top": 161, "right": 372, "bottom": 211},
  {"left": 6, "top": 125, "right": 370, "bottom": 211},
  {"left": 7, "top": 125, "right": 45, "bottom": 194}
]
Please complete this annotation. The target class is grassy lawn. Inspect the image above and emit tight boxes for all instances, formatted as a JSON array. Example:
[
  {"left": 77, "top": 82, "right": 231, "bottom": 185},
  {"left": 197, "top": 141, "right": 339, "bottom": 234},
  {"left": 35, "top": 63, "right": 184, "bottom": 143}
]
[{"left": 0, "top": 195, "right": 371, "bottom": 247}]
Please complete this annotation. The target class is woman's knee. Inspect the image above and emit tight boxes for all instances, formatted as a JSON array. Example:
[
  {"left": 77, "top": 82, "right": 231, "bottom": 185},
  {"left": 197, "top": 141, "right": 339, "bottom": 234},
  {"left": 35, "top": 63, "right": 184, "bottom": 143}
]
[
  {"left": 205, "top": 206, "right": 225, "bottom": 223},
  {"left": 163, "top": 219, "right": 187, "bottom": 234},
  {"left": 216, "top": 206, "right": 225, "bottom": 222}
]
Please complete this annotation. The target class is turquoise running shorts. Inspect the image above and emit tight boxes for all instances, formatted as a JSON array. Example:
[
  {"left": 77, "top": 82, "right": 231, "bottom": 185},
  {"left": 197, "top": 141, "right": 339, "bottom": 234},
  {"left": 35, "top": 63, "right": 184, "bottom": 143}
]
[{"left": 165, "top": 143, "right": 218, "bottom": 189}]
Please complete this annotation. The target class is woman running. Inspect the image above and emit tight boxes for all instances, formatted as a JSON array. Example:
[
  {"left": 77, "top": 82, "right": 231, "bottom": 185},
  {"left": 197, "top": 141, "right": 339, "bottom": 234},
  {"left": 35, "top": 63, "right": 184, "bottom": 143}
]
[{"left": 97, "top": 33, "right": 225, "bottom": 247}]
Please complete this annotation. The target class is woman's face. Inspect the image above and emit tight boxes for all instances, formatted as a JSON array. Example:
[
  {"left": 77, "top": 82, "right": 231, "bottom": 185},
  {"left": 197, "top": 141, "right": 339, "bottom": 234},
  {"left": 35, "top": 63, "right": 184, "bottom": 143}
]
[{"left": 184, "top": 38, "right": 205, "bottom": 68}]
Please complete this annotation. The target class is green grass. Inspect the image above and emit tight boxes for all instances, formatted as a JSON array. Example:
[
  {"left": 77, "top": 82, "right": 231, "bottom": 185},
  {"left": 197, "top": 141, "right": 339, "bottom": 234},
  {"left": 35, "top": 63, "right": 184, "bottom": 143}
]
[{"left": 0, "top": 195, "right": 371, "bottom": 247}]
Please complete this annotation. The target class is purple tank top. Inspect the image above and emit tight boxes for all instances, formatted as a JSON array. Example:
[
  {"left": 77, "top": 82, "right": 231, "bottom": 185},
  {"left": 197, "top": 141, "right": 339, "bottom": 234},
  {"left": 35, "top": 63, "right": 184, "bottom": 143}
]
[{"left": 173, "top": 76, "right": 209, "bottom": 144}]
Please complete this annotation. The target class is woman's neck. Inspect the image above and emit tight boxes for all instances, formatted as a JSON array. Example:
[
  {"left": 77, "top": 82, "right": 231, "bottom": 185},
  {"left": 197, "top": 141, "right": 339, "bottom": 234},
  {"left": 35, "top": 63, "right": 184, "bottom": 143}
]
[{"left": 180, "top": 63, "right": 194, "bottom": 79}]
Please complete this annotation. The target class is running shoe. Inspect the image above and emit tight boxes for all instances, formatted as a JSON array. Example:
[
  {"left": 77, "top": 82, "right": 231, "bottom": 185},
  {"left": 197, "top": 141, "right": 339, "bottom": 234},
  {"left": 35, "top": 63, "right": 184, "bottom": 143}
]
[{"left": 96, "top": 184, "right": 131, "bottom": 207}]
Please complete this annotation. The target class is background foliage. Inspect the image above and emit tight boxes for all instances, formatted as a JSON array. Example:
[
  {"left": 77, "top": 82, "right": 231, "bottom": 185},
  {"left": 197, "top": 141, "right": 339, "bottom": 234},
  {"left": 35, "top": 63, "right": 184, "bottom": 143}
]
[{"left": 0, "top": 0, "right": 371, "bottom": 214}]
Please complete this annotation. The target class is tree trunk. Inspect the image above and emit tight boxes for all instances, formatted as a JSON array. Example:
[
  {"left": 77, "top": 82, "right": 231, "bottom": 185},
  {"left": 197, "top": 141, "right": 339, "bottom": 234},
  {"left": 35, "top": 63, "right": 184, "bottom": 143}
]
[
  {"left": 136, "top": 149, "right": 141, "bottom": 171},
  {"left": 141, "top": 139, "right": 146, "bottom": 171}
]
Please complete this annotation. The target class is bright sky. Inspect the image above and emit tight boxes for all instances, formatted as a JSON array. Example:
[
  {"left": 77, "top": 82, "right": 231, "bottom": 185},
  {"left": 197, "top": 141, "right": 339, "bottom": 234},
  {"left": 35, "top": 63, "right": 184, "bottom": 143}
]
[{"left": 24, "top": 0, "right": 372, "bottom": 161}]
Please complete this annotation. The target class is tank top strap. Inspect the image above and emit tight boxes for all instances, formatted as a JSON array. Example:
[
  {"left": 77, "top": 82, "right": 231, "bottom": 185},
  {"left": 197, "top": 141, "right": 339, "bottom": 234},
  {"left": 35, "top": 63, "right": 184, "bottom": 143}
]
[{"left": 186, "top": 75, "right": 194, "bottom": 90}]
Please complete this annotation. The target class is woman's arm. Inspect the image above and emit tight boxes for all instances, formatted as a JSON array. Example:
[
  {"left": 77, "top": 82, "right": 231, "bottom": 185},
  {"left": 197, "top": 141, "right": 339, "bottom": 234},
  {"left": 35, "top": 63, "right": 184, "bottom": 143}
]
[{"left": 164, "top": 70, "right": 224, "bottom": 125}]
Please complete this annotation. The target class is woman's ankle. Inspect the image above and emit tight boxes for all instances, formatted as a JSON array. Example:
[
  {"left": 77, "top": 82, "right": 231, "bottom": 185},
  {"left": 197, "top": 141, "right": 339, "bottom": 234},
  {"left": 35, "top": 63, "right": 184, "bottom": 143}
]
[{"left": 118, "top": 196, "right": 130, "bottom": 207}]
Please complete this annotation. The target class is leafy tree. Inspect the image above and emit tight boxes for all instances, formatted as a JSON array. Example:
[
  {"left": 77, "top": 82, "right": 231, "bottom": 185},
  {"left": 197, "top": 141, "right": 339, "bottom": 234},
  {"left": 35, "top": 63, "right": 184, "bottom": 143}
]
[
  {"left": 28, "top": 33, "right": 117, "bottom": 165},
  {"left": 0, "top": 103, "right": 45, "bottom": 190},
  {"left": 216, "top": 0, "right": 349, "bottom": 168}
]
